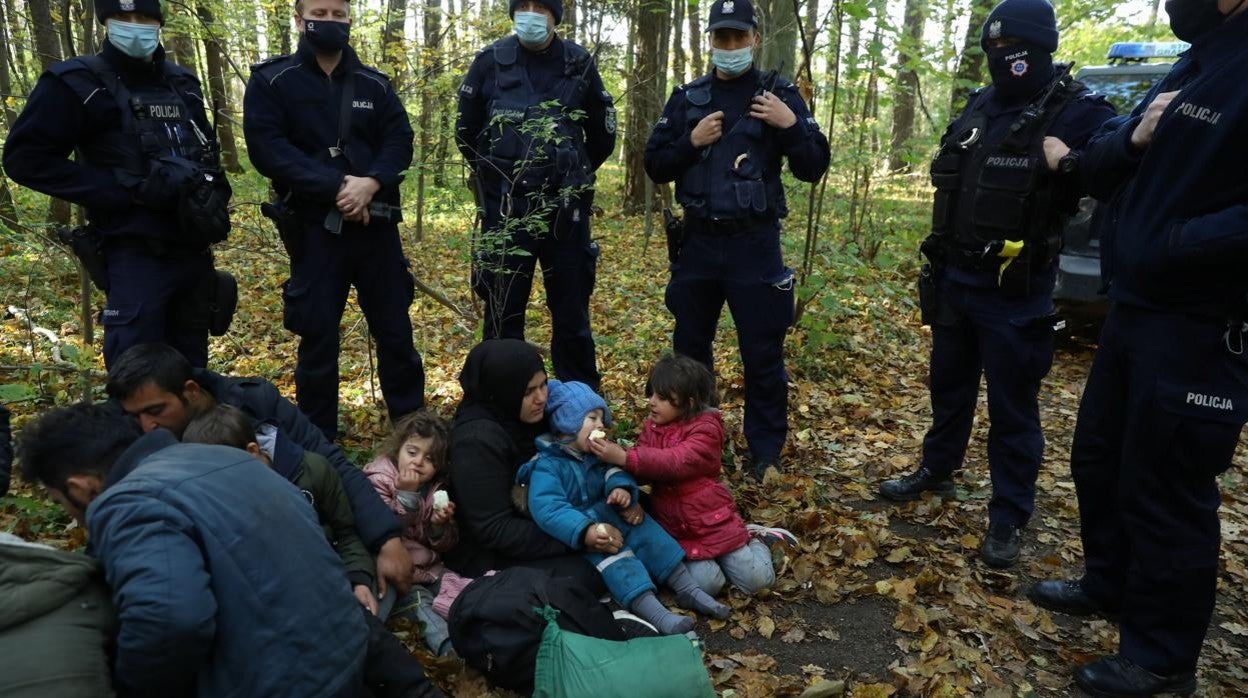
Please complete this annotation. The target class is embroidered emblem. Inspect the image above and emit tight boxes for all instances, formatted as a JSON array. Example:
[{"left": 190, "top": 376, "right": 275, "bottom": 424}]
[
  {"left": 989, "top": 20, "right": 1002, "bottom": 39},
  {"left": 120, "top": 0, "right": 135, "bottom": 9},
  {"left": 459, "top": 83, "right": 475, "bottom": 96},
  {"left": 604, "top": 106, "right": 617, "bottom": 135},
  {"left": 1010, "top": 59, "right": 1029, "bottom": 77},
  {"left": 723, "top": 1, "right": 735, "bottom": 13}
]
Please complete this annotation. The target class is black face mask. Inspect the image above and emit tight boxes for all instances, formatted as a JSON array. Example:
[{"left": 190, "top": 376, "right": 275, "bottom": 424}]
[
  {"left": 302, "top": 18, "right": 351, "bottom": 53},
  {"left": 986, "top": 44, "right": 1054, "bottom": 101},
  {"left": 1165, "top": 0, "right": 1238, "bottom": 42}
]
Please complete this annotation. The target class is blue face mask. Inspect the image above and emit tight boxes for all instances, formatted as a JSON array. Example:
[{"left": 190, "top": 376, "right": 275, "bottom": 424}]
[
  {"left": 107, "top": 19, "right": 160, "bottom": 59},
  {"left": 712, "top": 46, "right": 753, "bottom": 77},
  {"left": 514, "top": 11, "right": 551, "bottom": 46}
]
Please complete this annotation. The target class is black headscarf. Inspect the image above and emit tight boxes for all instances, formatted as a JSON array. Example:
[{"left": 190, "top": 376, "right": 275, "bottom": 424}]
[{"left": 454, "top": 339, "right": 548, "bottom": 461}]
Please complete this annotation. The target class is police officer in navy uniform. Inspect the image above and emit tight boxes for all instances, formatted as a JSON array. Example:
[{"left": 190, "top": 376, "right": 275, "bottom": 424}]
[
  {"left": 645, "top": 0, "right": 830, "bottom": 480},
  {"left": 876, "top": 0, "right": 1115, "bottom": 567},
  {"left": 244, "top": 0, "right": 424, "bottom": 441},
  {"left": 455, "top": 0, "right": 616, "bottom": 392},
  {"left": 1029, "top": 1, "right": 1248, "bottom": 693},
  {"left": 3, "top": 0, "right": 231, "bottom": 369}
]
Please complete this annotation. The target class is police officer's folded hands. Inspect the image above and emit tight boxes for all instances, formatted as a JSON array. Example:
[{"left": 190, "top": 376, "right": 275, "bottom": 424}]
[
  {"left": 750, "top": 90, "right": 797, "bottom": 128},
  {"left": 1043, "top": 136, "right": 1070, "bottom": 170},
  {"left": 1131, "top": 89, "right": 1180, "bottom": 150},
  {"left": 691, "top": 110, "right": 725, "bottom": 147},
  {"left": 336, "top": 174, "right": 381, "bottom": 224}
]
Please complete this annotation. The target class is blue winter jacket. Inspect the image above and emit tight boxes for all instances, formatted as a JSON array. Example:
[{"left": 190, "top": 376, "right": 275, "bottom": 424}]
[
  {"left": 516, "top": 436, "right": 639, "bottom": 549},
  {"left": 86, "top": 430, "right": 368, "bottom": 698},
  {"left": 1080, "top": 12, "right": 1248, "bottom": 317}
]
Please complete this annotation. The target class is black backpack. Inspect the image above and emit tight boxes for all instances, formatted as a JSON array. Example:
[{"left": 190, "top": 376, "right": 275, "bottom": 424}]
[{"left": 447, "top": 567, "right": 624, "bottom": 692}]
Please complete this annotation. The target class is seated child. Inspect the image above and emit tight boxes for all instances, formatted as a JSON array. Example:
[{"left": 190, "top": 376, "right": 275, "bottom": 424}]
[
  {"left": 516, "top": 380, "right": 730, "bottom": 635},
  {"left": 183, "top": 404, "right": 377, "bottom": 612},
  {"left": 589, "top": 354, "right": 796, "bottom": 596},
  {"left": 363, "top": 411, "right": 458, "bottom": 656}
]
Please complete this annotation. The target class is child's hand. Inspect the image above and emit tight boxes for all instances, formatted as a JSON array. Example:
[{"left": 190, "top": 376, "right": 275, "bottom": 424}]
[
  {"left": 354, "top": 584, "right": 379, "bottom": 615},
  {"left": 584, "top": 522, "right": 623, "bottom": 553},
  {"left": 588, "top": 437, "right": 628, "bottom": 466},
  {"left": 620, "top": 502, "right": 644, "bottom": 525},
  {"left": 431, "top": 500, "right": 456, "bottom": 525},
  {"left": 607, "top": 487, "right": 631, "bottom": 509},
  {"left": 395, "top": 464, "right": 424, "bottom": 493}
]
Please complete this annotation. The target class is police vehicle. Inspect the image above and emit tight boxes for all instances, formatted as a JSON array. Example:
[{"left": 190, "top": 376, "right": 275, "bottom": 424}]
[{"left": 1053, "top": 41, "right": 1187, "bottom": 319}]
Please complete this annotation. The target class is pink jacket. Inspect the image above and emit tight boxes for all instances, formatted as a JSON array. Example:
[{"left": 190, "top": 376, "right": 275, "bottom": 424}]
[
  {"left": 624, "top": 410, "right": 749, "bottom": 560},
  {"left": 363, "top": 456, "right": 459, "bottom": 585}
]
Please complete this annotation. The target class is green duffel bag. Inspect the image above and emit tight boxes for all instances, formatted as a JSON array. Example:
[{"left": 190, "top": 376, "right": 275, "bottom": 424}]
[{"left": 532, "top": 606, "right": 716, "bottom": 698}]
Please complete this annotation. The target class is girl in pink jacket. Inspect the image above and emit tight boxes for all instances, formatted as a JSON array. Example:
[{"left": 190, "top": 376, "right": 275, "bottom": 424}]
[
  {"left": 591, "top": 354, "right": 796, "bottom": 596},
  {"left": 364, "top": 411, "right": 458, "bottom": 655}
]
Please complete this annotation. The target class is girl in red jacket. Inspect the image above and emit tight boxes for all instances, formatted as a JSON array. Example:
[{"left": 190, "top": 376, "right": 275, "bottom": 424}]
[{"left": 590, "top": 354, "right": 796, "bottom": 595}]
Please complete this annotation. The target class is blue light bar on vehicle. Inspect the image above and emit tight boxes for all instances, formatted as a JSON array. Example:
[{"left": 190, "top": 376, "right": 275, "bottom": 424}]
[{"left": 1107, "top": 41, "right": 1190, "bottom": 60}]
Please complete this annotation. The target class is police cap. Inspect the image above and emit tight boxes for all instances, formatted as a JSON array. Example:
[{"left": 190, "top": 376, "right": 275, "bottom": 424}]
[
  {"left": 96, "top": 0, "right": 164, "bottom": 24},
  {"left": 706, "top": 0, "right": 758, "bottom": 32}
]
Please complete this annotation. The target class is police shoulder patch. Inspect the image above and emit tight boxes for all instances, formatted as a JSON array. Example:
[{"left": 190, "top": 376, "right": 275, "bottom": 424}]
[
  {"left": 250, "top": 54, "right": 288, "bottom": 73},
  {"left": 460, "top": 83, "right": 477, "bottom": 97}
]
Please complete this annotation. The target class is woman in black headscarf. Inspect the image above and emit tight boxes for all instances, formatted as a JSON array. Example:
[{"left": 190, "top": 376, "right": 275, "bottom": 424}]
[{"left": 443, "top": 340, "right": 604, "bottom": 592}]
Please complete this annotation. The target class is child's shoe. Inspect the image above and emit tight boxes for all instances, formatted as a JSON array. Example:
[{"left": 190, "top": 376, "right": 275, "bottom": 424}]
[{"left": 746, "top": 523, "right": 798, "bottom": 547}]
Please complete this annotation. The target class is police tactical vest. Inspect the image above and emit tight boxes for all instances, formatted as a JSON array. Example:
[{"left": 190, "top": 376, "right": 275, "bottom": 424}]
[
  {"left": 483, "top": 36, "right": 595, "bottom": 195},
  {"left": 50, "top": 55, "right": 215, "bottom": 190},
  {"left": 675, "top": 72, "right": 790, "bottom": 223},
  {"left": 929, "top": 71, "right": 1083, "bottom": 267}
]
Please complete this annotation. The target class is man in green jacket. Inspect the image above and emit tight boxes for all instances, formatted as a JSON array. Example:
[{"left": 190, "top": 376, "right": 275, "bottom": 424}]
[{"left": 0, "top": 532, "right": 116, "bottom": 697}]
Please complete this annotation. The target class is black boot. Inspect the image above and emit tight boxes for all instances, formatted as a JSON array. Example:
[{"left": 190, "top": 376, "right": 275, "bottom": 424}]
[
  {"left": 878, "top": 467, "right": 955, "bottom": 501},
  {"left": 979, "top": 522, "right": 1021, "bottom": 568},
  {"left": 1074, "top": 656, "right": 1196, "bottom": 697},
  {"left": 1027, "top": 579, "right": 1117, "bottom": 619}
]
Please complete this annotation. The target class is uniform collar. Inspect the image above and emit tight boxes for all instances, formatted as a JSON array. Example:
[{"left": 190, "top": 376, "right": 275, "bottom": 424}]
[
  {"left": 523, "top": 33, "right": 563, "bottom": 58},
  {"left": 1186, "top": 9, "right": 1248, "bottom": 66},
  {"left": 712, "top": 66, "right": 760, "bottom": 86},
  {"left": 104, "top": 429, "right": 179, "bottom": 490}
]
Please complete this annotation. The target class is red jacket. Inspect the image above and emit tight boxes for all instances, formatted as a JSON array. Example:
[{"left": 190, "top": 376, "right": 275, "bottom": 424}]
[{"left": 624, "top": 410, "right": 749, "bottom": 560}]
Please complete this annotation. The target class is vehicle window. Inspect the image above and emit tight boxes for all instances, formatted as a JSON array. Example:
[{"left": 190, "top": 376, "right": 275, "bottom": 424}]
[{"left": 1079, "top": 73, "right": 1166, "bottom": 112}]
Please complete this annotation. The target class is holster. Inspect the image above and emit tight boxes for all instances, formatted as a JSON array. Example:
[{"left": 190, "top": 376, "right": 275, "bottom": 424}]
[
  {"left": 57, "top": 226, "right": 109, "bottom": 292},
  {"left": 261, "top": 199, "right": 303, "bottom": 261},
  {"left": 180, "top": 268, "right": 238, "bottom": 336},
  {"left": 663, "top": 208, "right": 685, "bottom": 264},
  {"left": 918, "top": 263, "right": 939, "bottom": 326}
]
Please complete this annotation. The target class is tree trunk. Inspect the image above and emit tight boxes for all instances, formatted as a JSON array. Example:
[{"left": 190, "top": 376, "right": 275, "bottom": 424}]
[
  {"left": 416, "top": 0, "right": 444, "bottom": 239},
  {"left": 623, "top": 0, "right": 668, "bottom": 214},
  {"left": 950, "top": 0, "right": 994, "bottom": 113},
  {"left": 383, "top": 0, "right": 408, "bottom": 86},
  {"left": 0, "top": 2, "right": 17, "bottom": 129},
  {"left": 196, "top": 2, "right": 242, "bottom": 173},
  {"left": 671, "top": 0, "right": 685, "bottom": 86},
  {"left": 29, "top": 0, "right": 72, "bottom": 228},
  {"left": 78, "top": 0, "right": 97, "bottom": 55},
  {"left": 757, "top": 0, "right": 797, "bottom": 75},
  {"left": 888, "top": 0, "right": 924, "bottom": 172},
  {"left": 687, "top": 0, "right": 703, "bottom": 77},
  {"left": 564, "top": 0, "right": 577, "bottom": 44}
]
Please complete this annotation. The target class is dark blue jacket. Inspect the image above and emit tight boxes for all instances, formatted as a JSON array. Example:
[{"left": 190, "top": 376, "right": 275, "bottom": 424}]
[
  {"left": 86, "top": 430, "right": 368, "bottom": 697},
  {"left": 192, "top": 368, "right": 401, "bottom": 550},
  {"left": 644, "top": 67, "right": 830, "bottom": 225},
  {"left": 2, "top": 42, "right": 213, "bottom": 240},
  {"left": 1080, "top": 14, "right": 1248, "bottom": 317},
  {"left": 244, "top": 39, "right": 413, "bottom": 223},
  {"left": 941, "top": 78, "right": 1116, "bottom": 288},
  {"left": 455, "top": 35, "right": 616, "bottom": 173}
]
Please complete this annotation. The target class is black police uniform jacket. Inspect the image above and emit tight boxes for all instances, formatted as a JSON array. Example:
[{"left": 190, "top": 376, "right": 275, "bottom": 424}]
[
  {"left": 1081, "top": 13, "right": 1248, "bottom": 319},
  {"left": 644, "top": 67, "right": 830, "bottom": 227},
  {"left": 2, "top": 41, "right": 215, "bottom": 241},
  {"left": 454, "top": 35, "right": 617, "bottom": 188},
  {"left": 243, "top": 39, "right": 414, "bottom": 224}
]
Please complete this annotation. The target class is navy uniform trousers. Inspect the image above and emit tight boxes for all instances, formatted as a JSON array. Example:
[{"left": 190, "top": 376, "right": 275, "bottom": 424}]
[
  {"left": 921, "top": 277, "right": 1055, "bottom": 527},
  {"left": 665, "top": 224, "right": 795, "bottom": 463},
  {"left": 101, "top": 239, "right": 214, "bottom": 369},
  {"left": 473, "top": 185, "right": 600, "bottom": 391},
  {"left": 282, "top": 221, "right": 425, "bottom": 441},
  {"left": 1072, "top": 303, "right": 1248, "bottom": 674}
]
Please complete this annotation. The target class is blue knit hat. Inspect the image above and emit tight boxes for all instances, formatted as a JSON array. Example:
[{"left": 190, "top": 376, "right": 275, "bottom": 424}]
[
  {"left": 546, "top": 380, "right": 610, "bottom": 436},
  {"left": 509, "top": 0, "right": 563, "bottom": 24},
  {"left": 980, "top": 0, "right": 1059, "bottom": 52}
]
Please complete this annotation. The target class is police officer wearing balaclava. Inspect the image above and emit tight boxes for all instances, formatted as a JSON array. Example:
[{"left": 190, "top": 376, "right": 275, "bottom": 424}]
[
  {"left": 243, "top": 0, "right": 425, "bottom": 442},
  {"left": 3, "top": 0, "right": 233, "bottom": 369},
  {"left": 1029, "top": 1, "right": 1248, "bottom": 693},
  {"left": 455, "top": 0, "right": 616, "bottom": 392},
  {"left": 645, "top": 0, "right": 830, "bottom": 481},
  {"left": 876, "top": 0, "right": 1115, "bottom": 567}
]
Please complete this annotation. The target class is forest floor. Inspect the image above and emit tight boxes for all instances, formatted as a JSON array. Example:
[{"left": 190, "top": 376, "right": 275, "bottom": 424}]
[{"left": 1, "top": 176, "right": 1246, "bottom": 696}]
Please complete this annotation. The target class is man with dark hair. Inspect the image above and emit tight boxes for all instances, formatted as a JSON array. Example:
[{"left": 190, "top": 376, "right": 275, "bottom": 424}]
[
  {"left": 106, "top": 342, "right": 418, "bottom": 601},
  {"left": 244, "top": 0, "right": 424, "bottom": 441},
  {"left": 2, "top": 0, "right": 232, "bottom": 369},
  {"left": 17, "top": 403, "right": 370, "bottom": 697}
]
